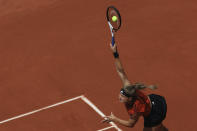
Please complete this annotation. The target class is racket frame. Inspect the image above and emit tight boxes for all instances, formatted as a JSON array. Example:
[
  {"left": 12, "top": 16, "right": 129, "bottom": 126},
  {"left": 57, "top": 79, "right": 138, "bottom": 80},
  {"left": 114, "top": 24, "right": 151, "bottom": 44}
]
[
  {"left": 106, "top": 6, "right": 121, "bottom": 46},
  {"left": 107, "top": 22, "right": 115, "bottom": 46}
]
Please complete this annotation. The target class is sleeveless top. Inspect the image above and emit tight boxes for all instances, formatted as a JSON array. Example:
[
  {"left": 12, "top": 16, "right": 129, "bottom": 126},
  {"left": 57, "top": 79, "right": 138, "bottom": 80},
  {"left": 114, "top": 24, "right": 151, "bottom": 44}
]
[{"left": 125, "top": 90, "right": 151, "bottom": 117}]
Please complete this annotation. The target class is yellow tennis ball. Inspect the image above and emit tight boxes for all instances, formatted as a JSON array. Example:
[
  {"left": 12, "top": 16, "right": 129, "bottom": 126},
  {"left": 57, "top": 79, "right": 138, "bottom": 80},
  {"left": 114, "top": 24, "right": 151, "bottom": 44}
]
[{"left": 112, "top": 16, "right": 118, "bottom": 22}]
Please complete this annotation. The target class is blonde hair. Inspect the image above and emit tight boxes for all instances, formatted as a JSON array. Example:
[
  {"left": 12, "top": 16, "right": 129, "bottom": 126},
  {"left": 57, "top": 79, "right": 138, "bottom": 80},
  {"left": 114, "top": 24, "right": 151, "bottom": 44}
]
[{"left": 123, "top": 82, "right": 157, "bottom": 96}]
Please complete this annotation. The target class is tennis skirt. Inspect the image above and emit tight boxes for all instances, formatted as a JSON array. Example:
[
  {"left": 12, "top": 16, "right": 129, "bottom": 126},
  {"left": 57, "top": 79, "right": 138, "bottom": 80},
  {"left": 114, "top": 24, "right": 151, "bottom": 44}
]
[{"left": 143, "top": 94, "right": 167, "bottom": 127}]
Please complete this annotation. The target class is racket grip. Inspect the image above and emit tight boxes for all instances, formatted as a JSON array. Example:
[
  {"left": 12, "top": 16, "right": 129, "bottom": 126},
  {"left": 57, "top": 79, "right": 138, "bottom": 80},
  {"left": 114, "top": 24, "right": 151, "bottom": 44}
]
[{"left": 111, "top": 36, "right": 115, "bottom": 46}]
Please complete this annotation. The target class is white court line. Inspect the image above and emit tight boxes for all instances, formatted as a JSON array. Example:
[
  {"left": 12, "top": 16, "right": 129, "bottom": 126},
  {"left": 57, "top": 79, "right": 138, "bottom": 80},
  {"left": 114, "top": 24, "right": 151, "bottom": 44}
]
[
  {"left": 0, "top": 95, "right": 122, "bottom": 131},
  {"left": 97, "top": 126, "right": 115, "bottom": 131},
  {"left": 0, "top": 95, "right": 82, "bottom": 124},
  {"left": 81, "top": 95, "right": 122, "bottom": 131}
]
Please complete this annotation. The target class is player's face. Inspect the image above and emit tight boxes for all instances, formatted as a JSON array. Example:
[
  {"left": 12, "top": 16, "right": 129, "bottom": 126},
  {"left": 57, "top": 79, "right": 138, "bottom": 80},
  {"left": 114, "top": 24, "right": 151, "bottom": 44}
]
[{"left": 119, "top": 93, "right": 131, "bottom": 103}]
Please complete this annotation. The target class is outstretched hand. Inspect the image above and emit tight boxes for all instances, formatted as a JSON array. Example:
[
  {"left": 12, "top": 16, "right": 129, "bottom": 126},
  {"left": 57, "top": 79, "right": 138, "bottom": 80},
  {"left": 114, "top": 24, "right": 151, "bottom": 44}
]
[
  {"left": 110, "top": 43, "right": 118, "bottom": 53},
  {"left": 101, "top": 112, "right": 116, "bottom": 123}
]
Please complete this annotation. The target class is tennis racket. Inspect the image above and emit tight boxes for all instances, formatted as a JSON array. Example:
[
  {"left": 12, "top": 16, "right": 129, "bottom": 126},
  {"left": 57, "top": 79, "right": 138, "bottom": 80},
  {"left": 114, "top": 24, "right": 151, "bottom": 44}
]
[{"left": 106, "top": 6, "right": 122, "bottom": 46}]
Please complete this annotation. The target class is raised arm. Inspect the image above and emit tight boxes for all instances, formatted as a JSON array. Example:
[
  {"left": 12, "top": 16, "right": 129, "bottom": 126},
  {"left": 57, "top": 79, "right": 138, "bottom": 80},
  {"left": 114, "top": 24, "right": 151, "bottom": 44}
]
[{"left": 110, "top": 43, "right": 131, "bottom": 87}]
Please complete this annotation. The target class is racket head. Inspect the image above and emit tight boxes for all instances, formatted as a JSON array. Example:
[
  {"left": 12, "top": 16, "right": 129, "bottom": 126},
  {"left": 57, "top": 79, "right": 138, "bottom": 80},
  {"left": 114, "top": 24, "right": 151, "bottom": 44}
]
[{"left": 106, "top": 6, "right": 121, "bottom": 32}]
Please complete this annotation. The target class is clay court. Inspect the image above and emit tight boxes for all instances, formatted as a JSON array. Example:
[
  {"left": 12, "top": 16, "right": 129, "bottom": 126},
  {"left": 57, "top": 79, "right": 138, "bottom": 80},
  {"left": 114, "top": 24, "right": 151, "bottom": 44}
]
[{"left": 0, "top": 0, "right": 196, "bottom": 130}]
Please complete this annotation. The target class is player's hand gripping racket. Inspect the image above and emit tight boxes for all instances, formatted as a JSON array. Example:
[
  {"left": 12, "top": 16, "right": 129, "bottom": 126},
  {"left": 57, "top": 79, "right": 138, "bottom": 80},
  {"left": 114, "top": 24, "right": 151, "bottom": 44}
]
[{"left": 106, "top": 6, "right": 121, "bottom": 46}]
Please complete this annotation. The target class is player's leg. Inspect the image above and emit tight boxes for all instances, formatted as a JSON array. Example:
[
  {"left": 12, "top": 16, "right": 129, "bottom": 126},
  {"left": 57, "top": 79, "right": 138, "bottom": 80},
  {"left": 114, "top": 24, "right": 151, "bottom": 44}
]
[
  {"left": 160, "top": 123, "right": 168, "bottom": 131},
  {"left": 143, "top": 123, "right": 168, "bottom": 131}
]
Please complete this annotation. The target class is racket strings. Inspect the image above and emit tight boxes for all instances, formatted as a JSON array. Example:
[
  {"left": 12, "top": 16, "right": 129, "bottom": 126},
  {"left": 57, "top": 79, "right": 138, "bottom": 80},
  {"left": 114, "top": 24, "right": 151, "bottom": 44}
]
[{"left": 107, "top": 7, "right": 121, "bottom": 31}]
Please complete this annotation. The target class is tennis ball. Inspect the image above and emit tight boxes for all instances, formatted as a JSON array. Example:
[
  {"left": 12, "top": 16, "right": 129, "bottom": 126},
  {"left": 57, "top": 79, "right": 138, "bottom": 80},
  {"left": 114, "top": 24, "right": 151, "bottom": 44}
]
[{"left": 112, "top": 16, "right": 118, "bottom": 22}]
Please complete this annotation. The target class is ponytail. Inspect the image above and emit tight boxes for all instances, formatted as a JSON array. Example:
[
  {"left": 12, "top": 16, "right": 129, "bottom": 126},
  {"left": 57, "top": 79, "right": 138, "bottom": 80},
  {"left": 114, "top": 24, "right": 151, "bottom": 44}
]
[
  {"left": 133, "top": 82, "right": 158, "bottom": 90},
  {"left": 122, "top": 82, "right": 157, "bottom": 97}
]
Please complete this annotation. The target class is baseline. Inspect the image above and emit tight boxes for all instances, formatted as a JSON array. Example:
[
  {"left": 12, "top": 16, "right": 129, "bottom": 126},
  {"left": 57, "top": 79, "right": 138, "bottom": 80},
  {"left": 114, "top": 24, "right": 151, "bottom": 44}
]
[{"left": 0, "top": 95, "right": 122, "bottom": 131}]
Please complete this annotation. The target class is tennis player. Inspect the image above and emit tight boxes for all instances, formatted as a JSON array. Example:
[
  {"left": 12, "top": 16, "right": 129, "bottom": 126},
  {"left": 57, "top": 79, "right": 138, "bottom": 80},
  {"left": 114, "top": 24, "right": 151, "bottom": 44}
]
[{"left": 102, "top": 43, "right": 168, "bottom": 131}]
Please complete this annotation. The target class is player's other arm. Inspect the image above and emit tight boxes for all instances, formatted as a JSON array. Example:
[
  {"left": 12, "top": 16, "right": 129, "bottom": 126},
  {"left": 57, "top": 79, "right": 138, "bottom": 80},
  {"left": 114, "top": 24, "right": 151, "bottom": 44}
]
[
  {"left": 114, "top": 113, "right": 140, "bottom": 127},
  {"left": 102, "top": 112, "right": 140, "bottom": 128},
  {"left": 110, "top": 43, "right": 131, "bottom": 87}
]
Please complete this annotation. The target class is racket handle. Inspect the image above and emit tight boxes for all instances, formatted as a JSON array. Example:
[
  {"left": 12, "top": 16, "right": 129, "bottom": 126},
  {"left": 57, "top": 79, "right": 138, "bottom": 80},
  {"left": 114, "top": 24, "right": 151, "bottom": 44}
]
[{"left": 112, "top": 36, "right": 115, "bottom": 46}]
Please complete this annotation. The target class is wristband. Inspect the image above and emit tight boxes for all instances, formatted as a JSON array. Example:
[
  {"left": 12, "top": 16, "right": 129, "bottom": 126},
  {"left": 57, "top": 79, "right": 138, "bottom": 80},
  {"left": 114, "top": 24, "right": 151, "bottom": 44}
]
[{"left": 113, "top": 51, "right": 119, "bottom": 58}]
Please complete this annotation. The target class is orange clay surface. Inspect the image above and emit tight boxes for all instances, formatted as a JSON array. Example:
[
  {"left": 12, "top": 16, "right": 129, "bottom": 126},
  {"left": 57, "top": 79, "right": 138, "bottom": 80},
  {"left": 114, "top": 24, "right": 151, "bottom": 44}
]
[{"left": 0, "top": 0, "right": 197, "bottom": 130}]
